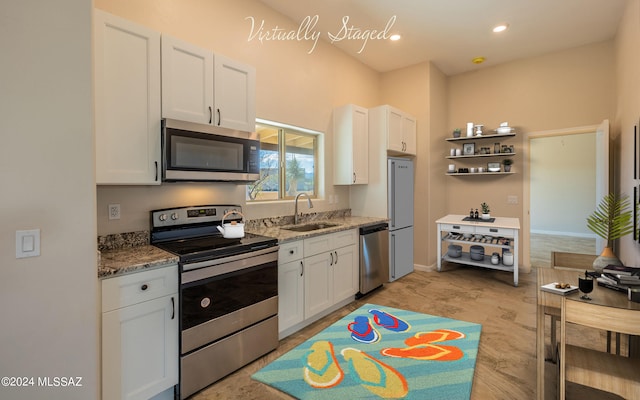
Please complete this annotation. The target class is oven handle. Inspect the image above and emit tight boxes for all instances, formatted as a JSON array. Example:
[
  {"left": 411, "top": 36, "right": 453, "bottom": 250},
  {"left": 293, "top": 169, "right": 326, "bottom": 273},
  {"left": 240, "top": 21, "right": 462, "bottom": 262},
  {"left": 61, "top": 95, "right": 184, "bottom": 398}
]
[
  {"left": 181, "top": 245, "right": 278, "bottom": 272},
  {"left": 181, "top": 246, "right": 278, "bottom": 284}
]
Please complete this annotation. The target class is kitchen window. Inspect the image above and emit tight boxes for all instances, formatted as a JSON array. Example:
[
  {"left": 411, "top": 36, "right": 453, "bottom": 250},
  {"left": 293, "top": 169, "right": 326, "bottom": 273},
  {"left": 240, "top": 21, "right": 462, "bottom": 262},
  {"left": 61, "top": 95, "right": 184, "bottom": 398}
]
[{"left": 247, "top": 119, "right": 319, "bottom": 201}]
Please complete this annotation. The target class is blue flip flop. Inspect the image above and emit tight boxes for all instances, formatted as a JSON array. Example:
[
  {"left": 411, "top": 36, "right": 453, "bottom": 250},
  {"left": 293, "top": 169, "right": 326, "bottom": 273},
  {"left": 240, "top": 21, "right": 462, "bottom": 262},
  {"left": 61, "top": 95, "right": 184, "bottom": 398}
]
[
  {"left": 369, "top": 309, "right": 411, "bottom": 332},
  {"left": 347, "top": 316, "right": 380, "bottom": 344}
]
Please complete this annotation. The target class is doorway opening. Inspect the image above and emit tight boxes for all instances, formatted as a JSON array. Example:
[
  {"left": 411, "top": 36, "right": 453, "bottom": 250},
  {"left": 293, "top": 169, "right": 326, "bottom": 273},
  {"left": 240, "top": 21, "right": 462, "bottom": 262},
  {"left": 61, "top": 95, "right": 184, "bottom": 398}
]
[{"left": 524, "top": 121, "right": 608, "bottom": 268}]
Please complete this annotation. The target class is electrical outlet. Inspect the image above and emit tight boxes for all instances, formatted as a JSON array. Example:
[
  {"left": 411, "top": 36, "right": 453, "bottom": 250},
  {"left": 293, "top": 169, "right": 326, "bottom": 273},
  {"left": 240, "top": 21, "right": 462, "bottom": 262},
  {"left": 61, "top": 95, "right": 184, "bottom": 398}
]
[
  {"left": 108, "top": 204, "right": 121, "bottom": 220},
  {"left": 507, "top": 195, "right": 518, "bottom": 205}
]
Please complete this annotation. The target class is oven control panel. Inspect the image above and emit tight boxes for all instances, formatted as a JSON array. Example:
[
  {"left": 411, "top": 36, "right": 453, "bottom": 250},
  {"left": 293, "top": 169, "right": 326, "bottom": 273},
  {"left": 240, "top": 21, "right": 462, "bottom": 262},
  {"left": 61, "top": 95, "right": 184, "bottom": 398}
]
[
  {"left": 187, "top": 208, "right": 217, "bottom": 218},
  {"left": 151, "top": 205, "right": 242, "bottom": 228}
]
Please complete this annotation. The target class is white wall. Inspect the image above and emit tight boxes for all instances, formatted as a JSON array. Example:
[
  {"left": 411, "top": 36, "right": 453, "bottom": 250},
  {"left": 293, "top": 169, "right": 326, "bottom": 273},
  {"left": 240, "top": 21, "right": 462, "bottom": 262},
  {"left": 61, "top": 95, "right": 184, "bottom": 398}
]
[
  {"left": 0, "top": 1, "right": 99, "bottom": 399},
  {"left": 530, "top": 133, "right": 596, "bottom": 237}
]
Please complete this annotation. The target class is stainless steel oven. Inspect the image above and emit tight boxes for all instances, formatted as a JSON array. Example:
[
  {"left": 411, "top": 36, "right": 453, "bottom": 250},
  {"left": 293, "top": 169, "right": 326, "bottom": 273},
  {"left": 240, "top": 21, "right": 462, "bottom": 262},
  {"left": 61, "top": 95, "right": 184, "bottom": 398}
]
[
  {"left": 150, "top": 205, "right": 279, "bottom": 399},
  {"left": 162, "top": 119, "right": 260, "bottom": 183}
]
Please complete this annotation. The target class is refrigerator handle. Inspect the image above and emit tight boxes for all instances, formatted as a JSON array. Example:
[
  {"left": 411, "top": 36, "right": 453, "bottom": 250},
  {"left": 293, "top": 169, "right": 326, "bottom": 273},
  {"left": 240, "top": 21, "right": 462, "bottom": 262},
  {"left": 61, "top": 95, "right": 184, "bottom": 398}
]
[
  {"left": 390, "top": 161, "right": 396, "bottom": 228},
  {"left": 390, "top": 232, "right": 396, "bottom": 280}
]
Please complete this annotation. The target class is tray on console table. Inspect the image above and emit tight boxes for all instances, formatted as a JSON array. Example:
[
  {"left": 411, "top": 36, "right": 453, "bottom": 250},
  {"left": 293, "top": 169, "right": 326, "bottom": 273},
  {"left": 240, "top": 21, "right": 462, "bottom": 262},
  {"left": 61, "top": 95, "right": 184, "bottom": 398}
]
[{"left": 436, "top": 214, "right": 520, "bottom": 286}]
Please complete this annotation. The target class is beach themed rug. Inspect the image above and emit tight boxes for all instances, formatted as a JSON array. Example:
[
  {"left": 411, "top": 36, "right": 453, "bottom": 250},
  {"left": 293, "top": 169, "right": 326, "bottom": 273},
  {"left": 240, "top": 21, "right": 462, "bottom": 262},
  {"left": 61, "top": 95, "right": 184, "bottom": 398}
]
[{"left": 252, "top": 304, "right": 481, "bottom": 399}]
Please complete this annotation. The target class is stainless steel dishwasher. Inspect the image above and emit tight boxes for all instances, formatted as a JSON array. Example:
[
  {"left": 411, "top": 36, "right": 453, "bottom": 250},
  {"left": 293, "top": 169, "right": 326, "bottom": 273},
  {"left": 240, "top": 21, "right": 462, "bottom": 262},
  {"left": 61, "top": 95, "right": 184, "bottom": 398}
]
[{"left": 357, "top": 222, "right": 389, "bottom": 298}]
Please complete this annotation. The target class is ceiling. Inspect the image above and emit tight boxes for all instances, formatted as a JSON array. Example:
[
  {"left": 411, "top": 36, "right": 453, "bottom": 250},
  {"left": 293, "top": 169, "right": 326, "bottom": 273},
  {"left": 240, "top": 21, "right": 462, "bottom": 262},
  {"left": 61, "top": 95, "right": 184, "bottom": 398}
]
[{"left": 259, "top": 0, "right": 628, "bottom": 75}]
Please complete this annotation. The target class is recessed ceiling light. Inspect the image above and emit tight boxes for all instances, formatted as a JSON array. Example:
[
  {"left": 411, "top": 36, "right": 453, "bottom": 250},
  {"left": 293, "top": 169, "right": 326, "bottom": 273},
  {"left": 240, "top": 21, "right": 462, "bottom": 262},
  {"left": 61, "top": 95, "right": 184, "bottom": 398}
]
[
  {"left": 390, "top": 34, "right": 401, "bottom": 41},
  {"left": 493, "top": 24, "right": 509, "bottom": 33}
]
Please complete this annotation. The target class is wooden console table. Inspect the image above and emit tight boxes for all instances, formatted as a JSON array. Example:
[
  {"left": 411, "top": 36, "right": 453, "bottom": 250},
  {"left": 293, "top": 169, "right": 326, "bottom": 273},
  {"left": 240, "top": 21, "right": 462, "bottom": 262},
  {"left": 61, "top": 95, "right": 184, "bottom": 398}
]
[
  {"left": 537, "top": 268, "right": 640, "bottom": 399},
  {"left": 436, "top": 214, "right": 520, "bottom": 286}
]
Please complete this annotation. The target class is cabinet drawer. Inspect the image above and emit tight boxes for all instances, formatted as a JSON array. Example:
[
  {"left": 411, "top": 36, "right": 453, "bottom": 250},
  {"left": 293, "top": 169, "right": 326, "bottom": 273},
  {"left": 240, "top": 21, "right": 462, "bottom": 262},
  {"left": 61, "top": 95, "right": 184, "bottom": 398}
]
[
  {"left": 440, "top": 223, "right": 475, "bottom": 234},
  {"left": 304, "top": 234, "right": 333, "bottom": 257},
  {"left": 102, "top": 264, "right": 178, "bottom": 312},
  {"left": 332, "top": 229, "right": 357, "bottom": 248},
  {"left": 279, "top": 240, "right": 303, "bottom": 263},
  {"left": 475, "top": 226, "right": 516, "bottom": 237}
]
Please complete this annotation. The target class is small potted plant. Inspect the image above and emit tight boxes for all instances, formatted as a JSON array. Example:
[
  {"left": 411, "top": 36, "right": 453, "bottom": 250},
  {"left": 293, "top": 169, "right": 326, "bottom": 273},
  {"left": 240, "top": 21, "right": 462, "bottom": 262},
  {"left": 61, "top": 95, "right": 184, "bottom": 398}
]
[
  {"left": 587, "top": 193, "right": 634, "bottom": 271},
  {"left": 503, "top": 158, "right": 513, "bottom": 172},
  {"left": 452, "top": 128, "right": 461, "bottom": 138},
  {"left": 481, "top": 202, "right": 490, "bottom": 220}
]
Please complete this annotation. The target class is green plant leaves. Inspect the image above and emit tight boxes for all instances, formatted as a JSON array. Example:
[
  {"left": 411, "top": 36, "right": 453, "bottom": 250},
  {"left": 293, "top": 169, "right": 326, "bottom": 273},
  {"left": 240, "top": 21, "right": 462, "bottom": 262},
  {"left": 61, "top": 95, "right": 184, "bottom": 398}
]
[{"left": 586, "top": 193, "right": 634, "bottom": 246}]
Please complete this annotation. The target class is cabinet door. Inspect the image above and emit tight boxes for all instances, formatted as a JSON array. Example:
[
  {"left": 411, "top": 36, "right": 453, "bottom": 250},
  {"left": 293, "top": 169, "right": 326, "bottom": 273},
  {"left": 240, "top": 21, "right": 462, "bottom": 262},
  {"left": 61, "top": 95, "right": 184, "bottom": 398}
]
[
  {"left": 386, "top": 107, "right": 404, "bottom": 153},
  {"left": 389, "top": 227, "right": 414, "bottom": 282},
  {"left": 332, "top": 244, "right": 358, "bottom": 302},
  {"left": 102, "top": 294, "right": 178, "bottom": 400},
  {"left": 161, "top": 34, "right": 213, "bottom": 125},
  {"left": 213, "top": 53, "right": 256, "bottom": 132},
  {"left": 278, "top": 259, "right": 304, "bottom": 334},
  {"left": 333, "top": 104, "right": 368, "bottom": 185},
  {"left": 94, "top": 10, "right": 161, "bottom": 185},
  {"left": 402, "top": 114, "right": 417, "bottom": 155},
  {"left": 304, "top": 253, "right": 333, "bottom": 319}
]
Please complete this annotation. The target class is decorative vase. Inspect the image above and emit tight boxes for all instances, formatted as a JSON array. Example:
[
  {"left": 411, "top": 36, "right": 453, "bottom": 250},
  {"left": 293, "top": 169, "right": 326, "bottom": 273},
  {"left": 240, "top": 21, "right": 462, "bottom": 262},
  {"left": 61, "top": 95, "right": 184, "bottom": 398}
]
[
  {"left": 504, "top": 165, "right": 512, "bottom": 172},
  {"left": 453, "top": 130, "right": 461, "bottom": 138},
  {"left": 482, "top": 213, "right": 490, "bottom": 220},
  {"left": 592, "top": 246, "right": 623, "bottom": 273}
]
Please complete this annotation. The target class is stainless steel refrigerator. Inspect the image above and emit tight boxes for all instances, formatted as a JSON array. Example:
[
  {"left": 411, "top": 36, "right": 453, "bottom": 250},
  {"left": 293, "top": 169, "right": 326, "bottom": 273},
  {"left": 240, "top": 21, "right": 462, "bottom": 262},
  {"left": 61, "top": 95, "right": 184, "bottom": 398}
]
[{"left": 387, "top": 157, "right": 414, "bottom": 281}]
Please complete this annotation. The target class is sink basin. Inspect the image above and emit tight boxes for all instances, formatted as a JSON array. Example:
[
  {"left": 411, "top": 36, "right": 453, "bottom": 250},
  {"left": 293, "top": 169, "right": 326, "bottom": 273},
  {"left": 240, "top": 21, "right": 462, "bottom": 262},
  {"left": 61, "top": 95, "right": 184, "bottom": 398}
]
[{"left": 282, "top": 222, "right": 339, "bottom": 232}]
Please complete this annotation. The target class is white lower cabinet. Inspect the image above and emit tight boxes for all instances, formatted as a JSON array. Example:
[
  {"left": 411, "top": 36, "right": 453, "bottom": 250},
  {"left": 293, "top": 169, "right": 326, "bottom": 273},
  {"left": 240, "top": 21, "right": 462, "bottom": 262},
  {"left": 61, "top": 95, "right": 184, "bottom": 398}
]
[
  {"left": 303, "top": 251, "right": 334, "bottom": 318},
  {"left": 102, "top": 265, "right": 178, "bottom": 400},
  {"left": 278, "top": 230, "right": 359, "bottom": 338},
  {"left": 277, "top": 241, "right": 305, "bottom": 334}
]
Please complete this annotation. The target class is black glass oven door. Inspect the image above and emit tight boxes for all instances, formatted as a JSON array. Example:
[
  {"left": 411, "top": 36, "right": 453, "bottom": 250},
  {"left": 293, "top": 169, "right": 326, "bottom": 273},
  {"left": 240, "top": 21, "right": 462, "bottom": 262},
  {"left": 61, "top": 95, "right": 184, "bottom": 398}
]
[{"left": 180, "top": 261, "right": 277, "bottom": 331}]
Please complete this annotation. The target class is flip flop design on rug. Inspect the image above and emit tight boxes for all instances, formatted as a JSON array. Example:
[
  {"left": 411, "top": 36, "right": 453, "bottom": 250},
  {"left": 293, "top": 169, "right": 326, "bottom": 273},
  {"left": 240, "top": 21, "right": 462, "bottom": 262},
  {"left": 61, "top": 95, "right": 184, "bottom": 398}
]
[
  {"left": 381, "top": 329, "right": 466, "bottom": 361},
  {"left": 341, "top": 347, "right": 409, "bottom": 398},
  {"left": 302, "top": 340, "right": 344, "bottom": 388},
  {"left": 347, "top": 316, "right": 381, "bottom": 344},
  {"left": 404, "top": 329, "right": 466, "bottom": 346},
  {"left": 369, "top": 309, "right": 411, "bottom": 332}
]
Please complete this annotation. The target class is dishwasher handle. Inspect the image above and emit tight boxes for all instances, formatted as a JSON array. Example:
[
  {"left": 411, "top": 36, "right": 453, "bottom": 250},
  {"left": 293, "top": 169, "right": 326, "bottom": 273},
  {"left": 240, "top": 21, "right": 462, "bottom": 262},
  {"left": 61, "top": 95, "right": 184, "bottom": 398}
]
[{"left": 359, "top": 223, "right": 389, "bottom": 235}]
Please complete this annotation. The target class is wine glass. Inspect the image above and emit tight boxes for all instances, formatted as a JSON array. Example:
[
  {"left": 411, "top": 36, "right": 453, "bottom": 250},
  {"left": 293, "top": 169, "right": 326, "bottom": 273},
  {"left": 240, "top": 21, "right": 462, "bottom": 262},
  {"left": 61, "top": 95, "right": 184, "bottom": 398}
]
[{"left": 578, "top": 276, "right": 594, "bottom": 300}]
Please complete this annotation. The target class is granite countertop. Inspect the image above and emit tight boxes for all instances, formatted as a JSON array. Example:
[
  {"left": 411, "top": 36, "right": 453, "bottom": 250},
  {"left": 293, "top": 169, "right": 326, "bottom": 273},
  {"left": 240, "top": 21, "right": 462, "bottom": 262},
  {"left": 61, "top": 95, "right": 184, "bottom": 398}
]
[
  {"left": 247, "top": 216, "right": 388, "bottom": 243},
  {"left": 99, "top": 245, "right": 178, "bottom": 279},
  {"left": 98, "top": 212, "right": 387, "bottom": 279}
]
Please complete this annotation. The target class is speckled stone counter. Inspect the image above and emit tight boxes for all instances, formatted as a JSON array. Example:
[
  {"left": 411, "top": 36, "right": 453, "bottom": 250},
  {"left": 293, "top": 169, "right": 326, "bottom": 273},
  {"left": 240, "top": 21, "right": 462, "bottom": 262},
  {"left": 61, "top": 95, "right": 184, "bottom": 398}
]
[
  {"left": 97, "top": 211, "right": 387, "bottom": 279},
  {"left": 246, "top": 215, "right": 388, "bottom": 243},
  {"left": 98, "top": 245, "right": 178, "bottom": 279}
]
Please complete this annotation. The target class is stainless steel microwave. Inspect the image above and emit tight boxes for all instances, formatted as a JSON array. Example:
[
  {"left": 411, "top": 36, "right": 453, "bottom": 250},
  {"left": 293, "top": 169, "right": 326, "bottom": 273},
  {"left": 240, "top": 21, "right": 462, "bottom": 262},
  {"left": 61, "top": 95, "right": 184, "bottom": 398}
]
[{"left": 161, "top": 119, "right": 260, "bottom": 183}]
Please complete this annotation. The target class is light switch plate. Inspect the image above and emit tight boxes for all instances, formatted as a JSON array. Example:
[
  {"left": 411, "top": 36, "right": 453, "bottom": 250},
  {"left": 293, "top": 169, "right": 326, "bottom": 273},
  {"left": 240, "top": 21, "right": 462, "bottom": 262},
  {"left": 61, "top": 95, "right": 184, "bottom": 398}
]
[{"left": 16, "top": 229, "right": 40, "bottom": 258}]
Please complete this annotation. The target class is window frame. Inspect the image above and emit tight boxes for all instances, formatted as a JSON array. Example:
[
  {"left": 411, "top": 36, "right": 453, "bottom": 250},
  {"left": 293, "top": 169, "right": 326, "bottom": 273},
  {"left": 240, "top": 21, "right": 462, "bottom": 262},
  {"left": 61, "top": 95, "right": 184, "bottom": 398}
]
[{"left": 247, "top": 119, "right": 320, "bottom": 202}]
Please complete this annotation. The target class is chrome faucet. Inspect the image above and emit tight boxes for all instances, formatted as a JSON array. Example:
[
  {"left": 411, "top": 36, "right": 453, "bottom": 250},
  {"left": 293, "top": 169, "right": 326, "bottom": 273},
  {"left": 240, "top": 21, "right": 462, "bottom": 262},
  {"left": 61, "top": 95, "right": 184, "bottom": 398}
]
[{"left": 294, "top": 193, "right": 313, "bottom": 224}]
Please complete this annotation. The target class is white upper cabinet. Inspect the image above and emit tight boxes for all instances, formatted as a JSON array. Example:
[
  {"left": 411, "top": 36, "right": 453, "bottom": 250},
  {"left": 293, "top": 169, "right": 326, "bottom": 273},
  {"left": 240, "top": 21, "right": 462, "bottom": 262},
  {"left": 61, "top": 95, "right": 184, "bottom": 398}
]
[
  {"left": 161, "top": 35, "right": 256, "bottom": 133},
  {"left": 333, "top": 104, "right": 369, "bottom": 185},
  {"left": 213, "top": 53, "right": 256, "bottom": 132},
  {"left": 161, "top": 35, "right": 214, "bottom": 125},
  {"left": 94, "top": 10, "right": 161, "bottom": 185},
  {"left": 371, "top": 105, "right": 417, "bottom": 156},
  {"left": 401, "top": 113, "right": 417, "bottom": 155}
]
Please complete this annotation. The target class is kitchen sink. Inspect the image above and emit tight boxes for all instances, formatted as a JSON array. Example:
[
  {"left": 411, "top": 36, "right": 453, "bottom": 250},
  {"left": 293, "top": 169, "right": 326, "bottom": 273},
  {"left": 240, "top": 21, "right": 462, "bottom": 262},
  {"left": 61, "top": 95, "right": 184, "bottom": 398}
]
[{"left": 281, "top": 222, "right": 340, "bottom": 232}]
